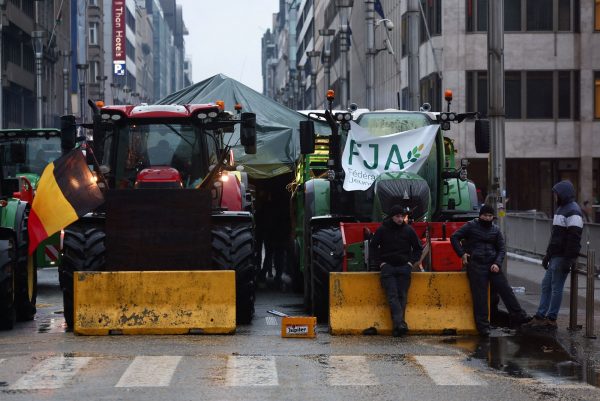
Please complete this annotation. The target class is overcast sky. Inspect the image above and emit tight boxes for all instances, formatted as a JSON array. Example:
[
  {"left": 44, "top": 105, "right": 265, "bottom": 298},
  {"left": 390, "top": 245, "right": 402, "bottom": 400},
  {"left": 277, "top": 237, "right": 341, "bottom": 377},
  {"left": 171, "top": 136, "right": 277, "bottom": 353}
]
[{"left": 177, "top": 0, "right": 280, "bottom": 92}]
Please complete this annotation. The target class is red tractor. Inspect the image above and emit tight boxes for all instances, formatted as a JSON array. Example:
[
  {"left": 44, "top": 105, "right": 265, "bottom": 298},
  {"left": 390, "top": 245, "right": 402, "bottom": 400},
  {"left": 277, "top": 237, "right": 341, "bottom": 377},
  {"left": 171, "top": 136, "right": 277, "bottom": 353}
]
[{"left": 58, "top": 102, "right": 257, "bottom": 329}]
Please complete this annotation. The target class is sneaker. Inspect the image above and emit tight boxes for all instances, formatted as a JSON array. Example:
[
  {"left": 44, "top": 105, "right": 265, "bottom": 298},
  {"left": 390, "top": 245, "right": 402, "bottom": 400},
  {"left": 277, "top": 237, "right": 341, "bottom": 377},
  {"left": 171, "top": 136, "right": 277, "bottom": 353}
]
[
  {"left": 479, "top": 328, "right": 490, "bottom": 337},
  {"left": 523, "top": 315, "right": 546, "bottom": 327},
  {"left": 544, "top": 319, "right": 558, "bottom": 329},
  {"left": 392, "top": 327, "right": 408, "bottom": 337}
]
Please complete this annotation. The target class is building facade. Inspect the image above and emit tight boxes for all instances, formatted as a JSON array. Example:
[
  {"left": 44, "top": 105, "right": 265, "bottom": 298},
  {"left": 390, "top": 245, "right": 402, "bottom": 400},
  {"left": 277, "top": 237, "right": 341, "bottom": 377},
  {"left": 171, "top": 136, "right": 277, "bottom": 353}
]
[{"left": 262, "top": 0, "right": 600, "bottom": 216}]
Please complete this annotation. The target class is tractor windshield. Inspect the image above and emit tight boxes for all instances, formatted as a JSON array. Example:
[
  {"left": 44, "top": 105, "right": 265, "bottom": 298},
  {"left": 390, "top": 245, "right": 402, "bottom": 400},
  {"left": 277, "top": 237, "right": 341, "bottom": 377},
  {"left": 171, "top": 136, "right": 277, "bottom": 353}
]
[
  {"left": 0, "top": 136, "right": 61, "bottom": 178},
  {"left": 105, "top": 122, "right": 218, "bottom": 189},
  {"left": 356, "top": 112, "right": 432, "bottom": 136}
]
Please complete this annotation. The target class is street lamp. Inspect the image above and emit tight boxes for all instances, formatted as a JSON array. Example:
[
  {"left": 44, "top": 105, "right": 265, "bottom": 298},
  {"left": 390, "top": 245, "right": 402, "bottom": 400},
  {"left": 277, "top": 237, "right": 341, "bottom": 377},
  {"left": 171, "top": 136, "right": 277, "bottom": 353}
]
[
  {"left": 318, "top": 28, "right": 336, "bottom": 92},
  {"left": 62, "top": 51, "right": 71, "bottom": 115},
  {"left": 32, "top": 30, "right": 45, "bottom": 128},
  {"left": 110, "top": 82, "right": 121, "bottom": 105},
  {"left": 334, "top": 0, "right": 354, "bottom": 109},
  {"left": 77, "top": 63, "right": 88, "bottom": 121},
  {"left": 96, "top": 75, "right": 108, "bottom": 103},
  {"left": 306, "top": 50, "right": 321, "bottom": 108}
]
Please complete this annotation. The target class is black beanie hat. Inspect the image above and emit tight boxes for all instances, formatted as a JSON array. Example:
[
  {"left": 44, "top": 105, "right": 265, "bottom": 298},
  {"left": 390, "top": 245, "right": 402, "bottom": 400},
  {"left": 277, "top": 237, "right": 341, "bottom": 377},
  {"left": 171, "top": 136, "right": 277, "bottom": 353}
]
[
  {"left": 479, "top": 204, "right": 495, "bottom": 216},
  {"left": 389, "top": 204, "right": 409, "bottom": 216}
]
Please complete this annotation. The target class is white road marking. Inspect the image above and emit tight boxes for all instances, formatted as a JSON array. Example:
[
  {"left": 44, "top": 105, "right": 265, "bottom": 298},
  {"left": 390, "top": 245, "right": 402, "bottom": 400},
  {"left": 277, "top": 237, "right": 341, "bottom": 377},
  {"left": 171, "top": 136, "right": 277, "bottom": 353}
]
[
  {"left": 10, "top": 356, "right": 91, "bottom": 390},
  {"left": 414, "top": 355, "right": 486, "bottom": 386},
  {"left": 326, "top": 356, "right": 379, "bottom": 386},
  {"left": 225, "top": 356, "right": 278, "bottom": 386},
  {"left": 265, "top": 316, "right": 278, "bottom": 326},
  {"left": 115, "top": 356, "right": 182, "bottom": 387}
]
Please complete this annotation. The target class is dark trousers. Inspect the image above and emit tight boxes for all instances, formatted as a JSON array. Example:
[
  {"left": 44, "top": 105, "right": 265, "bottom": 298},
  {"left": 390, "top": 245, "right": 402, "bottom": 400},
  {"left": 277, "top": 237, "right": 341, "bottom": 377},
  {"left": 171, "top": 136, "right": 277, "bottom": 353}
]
[
  {"left": 467, "top": 264, "right": 526, "bottom": 332},
  {"left": 380, "top": 264, "right": 412, "bottom": 330}
]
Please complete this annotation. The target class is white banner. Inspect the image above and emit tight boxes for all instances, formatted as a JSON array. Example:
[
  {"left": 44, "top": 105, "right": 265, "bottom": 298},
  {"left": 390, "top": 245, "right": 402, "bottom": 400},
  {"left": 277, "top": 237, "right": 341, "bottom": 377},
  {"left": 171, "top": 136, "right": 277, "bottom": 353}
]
[{"left": 341, "top": 122, "right": 439, "bottom": 191}]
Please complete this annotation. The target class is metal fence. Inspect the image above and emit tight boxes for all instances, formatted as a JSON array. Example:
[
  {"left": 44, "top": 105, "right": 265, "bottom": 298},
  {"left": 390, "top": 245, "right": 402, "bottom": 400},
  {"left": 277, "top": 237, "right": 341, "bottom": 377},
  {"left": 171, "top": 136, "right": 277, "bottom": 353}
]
[{"left": 505, "top": 215, "right": 600, "bottom": 259}]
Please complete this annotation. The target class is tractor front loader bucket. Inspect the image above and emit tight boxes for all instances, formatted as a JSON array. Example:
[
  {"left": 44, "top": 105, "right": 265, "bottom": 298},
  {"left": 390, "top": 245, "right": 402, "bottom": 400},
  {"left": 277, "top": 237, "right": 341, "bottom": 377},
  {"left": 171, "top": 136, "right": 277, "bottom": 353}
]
[
  {"left": 73, "top": 271, "right": 236, "bottom": 335},
  {"left": 329, "top": 272, "right": 478, "bottom": 335}
]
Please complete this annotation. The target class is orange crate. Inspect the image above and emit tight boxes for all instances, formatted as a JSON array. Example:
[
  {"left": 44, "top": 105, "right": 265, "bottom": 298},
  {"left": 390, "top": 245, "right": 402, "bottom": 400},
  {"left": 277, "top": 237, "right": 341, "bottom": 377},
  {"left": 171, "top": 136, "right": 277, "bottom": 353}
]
[
  {"left": 281, "top": 316, "right": 317, "bottom": 338},
  {"left": 430, "top": 240, "right": 462, "bottom": 271}
]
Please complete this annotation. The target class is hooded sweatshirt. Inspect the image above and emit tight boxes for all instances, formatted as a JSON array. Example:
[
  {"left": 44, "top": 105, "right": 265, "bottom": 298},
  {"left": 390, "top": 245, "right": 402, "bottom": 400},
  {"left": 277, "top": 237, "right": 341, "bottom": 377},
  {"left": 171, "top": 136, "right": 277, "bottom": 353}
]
[
  {"left": 369, "top": 219, "right": 423, "bottom": 267},
  {"left": 546, "top": 180, "right": 583, "bottom": 259}
]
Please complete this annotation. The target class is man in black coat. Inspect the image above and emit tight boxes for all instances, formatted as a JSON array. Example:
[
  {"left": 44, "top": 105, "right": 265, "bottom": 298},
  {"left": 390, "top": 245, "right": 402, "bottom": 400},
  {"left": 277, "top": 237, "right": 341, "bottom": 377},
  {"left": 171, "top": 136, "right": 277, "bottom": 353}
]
[
  {"left": 369, "top": 205, "right": 423, "bottom": 337},
  {"left": 451, "top": 204, "right": 529, "bottom": 336}
]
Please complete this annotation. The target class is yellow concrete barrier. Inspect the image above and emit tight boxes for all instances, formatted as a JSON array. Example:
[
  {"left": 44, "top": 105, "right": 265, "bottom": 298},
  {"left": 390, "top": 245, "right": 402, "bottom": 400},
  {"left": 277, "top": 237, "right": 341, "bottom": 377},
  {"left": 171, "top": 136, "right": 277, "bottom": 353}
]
[
  {"left": 74, "top": 271, "right": 236, "bottom": 335},
  {"left": 329, "top": 272, "right": 478, "bottom": 335}
]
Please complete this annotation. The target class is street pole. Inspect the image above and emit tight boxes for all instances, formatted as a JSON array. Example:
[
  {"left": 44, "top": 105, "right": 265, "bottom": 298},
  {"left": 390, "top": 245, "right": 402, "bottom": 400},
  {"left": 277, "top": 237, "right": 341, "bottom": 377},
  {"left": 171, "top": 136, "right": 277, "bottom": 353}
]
[
  {"left": 488, "top": 0, "right": 507, "bottom": 266},
  {"left": 335, "top": 0, "right": 353, "bottom": 109},
  {"left": 307, "top": 50, "right": 321, "bottom": 108},
  {"left": 77, "top": 64, "right": 88, "bottom": 120},
  {"left": 32, "top": 30, "right": 45, "bottom": 128},
  {"left": 318, "top": 28, "right": 335, "bottom": 97},
  {"left": 407, "top": 0, "right": 420, "bottom": 111},
  {"left": 0, "top": 1, "right": 6, "bottom": 129},
  {"left": 365, "top": 0, "right": 375, "bottom": 110}
]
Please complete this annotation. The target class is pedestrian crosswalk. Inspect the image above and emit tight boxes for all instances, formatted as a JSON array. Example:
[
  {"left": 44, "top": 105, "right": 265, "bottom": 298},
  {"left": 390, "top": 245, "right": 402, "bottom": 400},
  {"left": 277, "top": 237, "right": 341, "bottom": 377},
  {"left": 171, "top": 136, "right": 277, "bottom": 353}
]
[{"left": 0, "top": 353, "right": 596, "bottom": 392}]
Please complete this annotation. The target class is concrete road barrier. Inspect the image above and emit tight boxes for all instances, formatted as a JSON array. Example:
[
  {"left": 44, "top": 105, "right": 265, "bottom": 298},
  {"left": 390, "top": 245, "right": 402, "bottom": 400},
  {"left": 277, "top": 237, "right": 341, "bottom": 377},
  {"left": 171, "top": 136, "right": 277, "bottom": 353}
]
[
  {"left": 329, "top": 272, "right": 478, "bottom": 335},
  {"left": 74, "top": 271, "right": 236, "bottom": 335}
]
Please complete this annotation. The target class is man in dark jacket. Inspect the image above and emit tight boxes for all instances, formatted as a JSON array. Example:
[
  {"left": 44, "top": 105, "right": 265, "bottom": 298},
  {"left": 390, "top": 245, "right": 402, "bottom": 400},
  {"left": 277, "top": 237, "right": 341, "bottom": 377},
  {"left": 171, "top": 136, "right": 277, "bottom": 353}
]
[
  {"left": 524, "top": 180, "right": 583, "bottom": 329},
  {"left": 369, "top": 205, "right": 423, "bottom": 337},
  {"left": 451, "top": 204, "right": 529, "bottom": 336}
]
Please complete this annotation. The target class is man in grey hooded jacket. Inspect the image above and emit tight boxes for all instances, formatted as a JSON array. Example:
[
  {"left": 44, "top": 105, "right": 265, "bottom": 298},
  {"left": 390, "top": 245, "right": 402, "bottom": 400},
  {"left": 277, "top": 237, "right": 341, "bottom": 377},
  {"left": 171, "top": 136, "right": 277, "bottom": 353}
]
[{"left": 525, "top": 180, "right": 583, "bottom": 329}]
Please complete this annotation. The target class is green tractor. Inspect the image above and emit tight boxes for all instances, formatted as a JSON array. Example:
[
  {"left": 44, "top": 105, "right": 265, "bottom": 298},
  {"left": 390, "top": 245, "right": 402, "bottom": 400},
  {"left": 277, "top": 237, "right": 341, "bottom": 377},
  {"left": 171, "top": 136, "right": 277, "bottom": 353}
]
[
  {"left": 0, "top": 129, "right": 61, "bottom": 329},
  {"left": 293, "top": 92, "right": 486, "bottom": 321}
]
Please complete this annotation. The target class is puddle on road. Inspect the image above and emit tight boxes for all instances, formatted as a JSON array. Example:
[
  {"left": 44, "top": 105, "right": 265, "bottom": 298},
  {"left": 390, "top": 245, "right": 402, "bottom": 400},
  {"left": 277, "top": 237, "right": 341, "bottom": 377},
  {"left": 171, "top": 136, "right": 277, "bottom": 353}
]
[{"left": 444, "top": 334, "right": 600, "bottom": 387}]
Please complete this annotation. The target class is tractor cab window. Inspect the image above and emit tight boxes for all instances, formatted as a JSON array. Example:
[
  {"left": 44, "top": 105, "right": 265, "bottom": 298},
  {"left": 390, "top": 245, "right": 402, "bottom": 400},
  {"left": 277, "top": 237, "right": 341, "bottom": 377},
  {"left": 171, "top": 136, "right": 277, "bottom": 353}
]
[
  {"left": 0, "top": 136, "right": 61, "bottom": 178},
  {"left": 356, "top": 112, "right": 432, "bottom": 136},
  {"left": 113, "top": 123, "right": 204, "bottom": 188}
]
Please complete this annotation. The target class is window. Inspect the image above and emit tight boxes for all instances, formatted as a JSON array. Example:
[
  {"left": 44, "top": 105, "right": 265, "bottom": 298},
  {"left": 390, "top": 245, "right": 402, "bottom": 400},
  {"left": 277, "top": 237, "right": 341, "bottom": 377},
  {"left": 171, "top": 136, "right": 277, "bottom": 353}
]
[
  {"left": 89, "top": 61, "right": 100, "bottom": 84},
  {"left": 595, "top": 72, "right": 600, "bottom": 119},
  {"left": 89, "top": 22, "right": 99, "bottom": 45},
  {"left": 401, "top": 13, "right": 407, "bottom": 57},
  {"left": 466, "top": 70, "right": 579, "bottom": 120},
  {"left": 420, "top": 73, "right": 441, "bottom": 112},
  {"left": 526, "top": 71, "right": 553, "bottom": 118},
  {"left": 420, "top": 0, "right": 441, "bottom": 43},
  {"left": 466, "top": 0, "right": 578, "bottom": 32}
]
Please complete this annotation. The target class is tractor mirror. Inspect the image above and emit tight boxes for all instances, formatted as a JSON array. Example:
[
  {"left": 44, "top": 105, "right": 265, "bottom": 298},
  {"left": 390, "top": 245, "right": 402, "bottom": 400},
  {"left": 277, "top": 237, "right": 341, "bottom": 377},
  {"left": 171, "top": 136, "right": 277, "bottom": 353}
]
[
  {"left": 474, "top": 119, "right": 490, "bottom": 153},
  {"left": 240, "top": 112, "right": 256, "bottom": 154},
  {"left": 60, "top": 115, "right": 77, "bottom": 154},
  {"left": 299, "top": 120, "right": 315, "bottom": 155},
  {"left": 10, "top": 143, "right": 26, "bottom": 164}
]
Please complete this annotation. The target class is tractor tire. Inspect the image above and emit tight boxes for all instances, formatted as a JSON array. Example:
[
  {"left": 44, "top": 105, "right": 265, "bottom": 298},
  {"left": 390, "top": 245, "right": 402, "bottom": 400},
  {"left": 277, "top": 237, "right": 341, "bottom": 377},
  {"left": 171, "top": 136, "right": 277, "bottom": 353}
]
[
  {"left": 212, "top": 221, "right": 256, "bottom": 324},
  {"left": 59, "top": 225, "right": 106, "bottom": 330},
  {"left": 15, "top": 205, "right": 37, "bottom": 321},
  {"left": 311, "top": 226, "right": 343, "bottom": 323},
  {"left": 0, "top": 238, "right": 17, "bottom": 330}
]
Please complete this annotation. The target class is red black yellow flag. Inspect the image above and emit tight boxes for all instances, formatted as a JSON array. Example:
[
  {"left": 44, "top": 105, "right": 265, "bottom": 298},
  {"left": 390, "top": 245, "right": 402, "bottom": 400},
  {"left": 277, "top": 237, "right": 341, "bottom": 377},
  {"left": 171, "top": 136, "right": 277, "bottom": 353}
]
[{"left": 28, "top": 149, "right": 104, "bottom": 254}]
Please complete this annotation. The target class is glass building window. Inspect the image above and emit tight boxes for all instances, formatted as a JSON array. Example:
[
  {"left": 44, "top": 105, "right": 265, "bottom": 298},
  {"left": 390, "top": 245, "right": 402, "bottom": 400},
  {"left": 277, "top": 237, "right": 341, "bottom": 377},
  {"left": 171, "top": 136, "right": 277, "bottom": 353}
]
[
  {"left": 467, "top": 0, "right": 578, "bottom": 32},
  {"left": 89, "top": 22, "right": 99, "bottom": 45},
  {"left": 526, "top": 71, "right": 553, "bottom": 118},
  {"left": 505, "top": 72, "right": 521, "bottom": 119},
  {"left": 420, "top": 73, "right": 441, "bottom": 112},
  {"left": 420, "top": 0, "right": 441, "bottom": 43}
]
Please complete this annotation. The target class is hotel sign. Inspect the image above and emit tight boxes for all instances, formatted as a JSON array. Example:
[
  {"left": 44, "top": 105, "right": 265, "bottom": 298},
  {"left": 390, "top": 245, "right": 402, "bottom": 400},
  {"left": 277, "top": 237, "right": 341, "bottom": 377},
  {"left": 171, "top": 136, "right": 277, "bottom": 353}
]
[{"left": 113, "top": 0, "right": 126, "bottom": 75}]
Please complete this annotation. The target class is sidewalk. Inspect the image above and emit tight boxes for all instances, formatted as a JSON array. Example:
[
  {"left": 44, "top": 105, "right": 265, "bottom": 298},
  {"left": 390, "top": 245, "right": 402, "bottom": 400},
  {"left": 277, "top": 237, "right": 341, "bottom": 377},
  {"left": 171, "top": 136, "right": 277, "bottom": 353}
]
[{"left": 506, "top": 254, "right": 600, "bottom": 378}]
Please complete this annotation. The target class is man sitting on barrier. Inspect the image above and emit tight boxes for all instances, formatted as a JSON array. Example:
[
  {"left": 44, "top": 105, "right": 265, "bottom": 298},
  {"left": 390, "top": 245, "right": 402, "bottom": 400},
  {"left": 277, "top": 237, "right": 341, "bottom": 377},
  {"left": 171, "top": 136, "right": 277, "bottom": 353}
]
[
  {"left": 451, "top": 204, "right": 530, "bottom": 336},
  {"left": 369, "top": 205, "right": 423, "bottom": 337}
]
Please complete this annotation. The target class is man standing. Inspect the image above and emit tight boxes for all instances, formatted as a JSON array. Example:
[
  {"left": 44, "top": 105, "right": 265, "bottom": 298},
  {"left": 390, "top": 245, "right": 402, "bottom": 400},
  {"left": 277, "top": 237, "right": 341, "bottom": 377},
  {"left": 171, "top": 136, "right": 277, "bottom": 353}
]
[
  {"left": 369, "top": 205, "right": 423, "bottom": 337},
  {"left": 524, "top": 180, "right": 583, "bottom": 329},
  {"left": 451, "top": 204, "right": 530, "bottom": 336}
]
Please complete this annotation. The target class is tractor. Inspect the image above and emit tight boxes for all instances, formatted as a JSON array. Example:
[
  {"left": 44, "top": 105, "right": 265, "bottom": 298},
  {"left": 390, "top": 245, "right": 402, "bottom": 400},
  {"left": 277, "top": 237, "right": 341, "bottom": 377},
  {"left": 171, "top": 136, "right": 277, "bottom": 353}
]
[
  {"left": 0, "top": 129, "right": 60, "bottom": 329},
  {"left": 293, "top": 90, "right": 487, "bottom": 322},
  {"left": 58, "top": 102, "right": 257, "bottom": 330}
]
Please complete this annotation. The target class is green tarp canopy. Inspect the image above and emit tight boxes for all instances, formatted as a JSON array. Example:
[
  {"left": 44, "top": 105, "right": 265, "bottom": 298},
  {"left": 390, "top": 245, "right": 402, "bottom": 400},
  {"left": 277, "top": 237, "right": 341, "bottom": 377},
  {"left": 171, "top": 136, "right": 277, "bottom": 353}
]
[{"left": 158, "top": 74, "right": 329, "bottom": 180}]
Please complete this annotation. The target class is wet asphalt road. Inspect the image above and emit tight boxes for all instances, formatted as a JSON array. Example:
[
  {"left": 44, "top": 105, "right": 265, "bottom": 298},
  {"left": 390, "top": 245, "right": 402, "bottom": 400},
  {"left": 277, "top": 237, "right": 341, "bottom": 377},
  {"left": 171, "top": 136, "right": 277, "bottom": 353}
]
[{"left": 0, "top": 268, "right": 598, "bottom": 401}]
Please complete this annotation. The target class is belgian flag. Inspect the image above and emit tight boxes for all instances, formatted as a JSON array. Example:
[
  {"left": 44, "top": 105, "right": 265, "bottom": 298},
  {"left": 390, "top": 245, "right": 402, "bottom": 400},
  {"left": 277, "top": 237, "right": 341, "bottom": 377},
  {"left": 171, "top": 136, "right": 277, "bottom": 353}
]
[{"left": 28, "top": 149, "right": 104, "bottom": 255}]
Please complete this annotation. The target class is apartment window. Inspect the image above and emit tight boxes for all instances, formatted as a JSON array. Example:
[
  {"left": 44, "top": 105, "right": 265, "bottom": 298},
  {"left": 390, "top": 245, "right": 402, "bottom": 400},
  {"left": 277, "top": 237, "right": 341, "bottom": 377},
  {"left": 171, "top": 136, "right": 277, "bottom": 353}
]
[
  {"left": 595, "top": 72, "right": 600, "bottom": 119},
  {"left": 466, "top": 70, "right": 579, "bottom": 120},
  {"left": 467, "top": 0, "right": 578, "bottom": 32},
  {"left": 596, "top": 0, "right": 600, "bottom": 31},
  {"left": 420, "top": 73, "right": 441, "bottom": 112},
  {"left": 89, "top": 61, "right": 100, "bottom": 84},
  {"left": 420, "top": 0, "right": 441, "bottom": 43},
  {"left": 401, "top": 13, "right": 407, "bottom": 57},
  {"left": 89, "top": 22, "right": 99, "bottom": 45}
]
